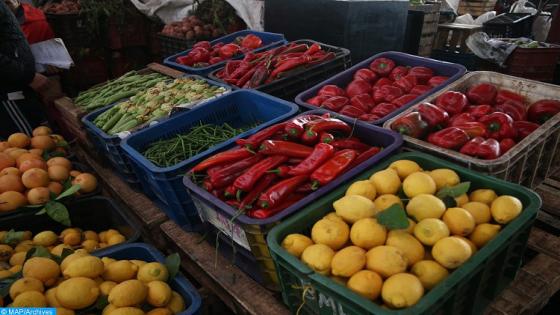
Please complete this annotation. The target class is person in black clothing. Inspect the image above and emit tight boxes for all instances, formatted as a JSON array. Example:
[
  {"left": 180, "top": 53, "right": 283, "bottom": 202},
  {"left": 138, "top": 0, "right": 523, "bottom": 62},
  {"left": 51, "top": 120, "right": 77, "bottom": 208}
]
[{"left": 1, "top": 0, "right": 52, "bottom": 138}]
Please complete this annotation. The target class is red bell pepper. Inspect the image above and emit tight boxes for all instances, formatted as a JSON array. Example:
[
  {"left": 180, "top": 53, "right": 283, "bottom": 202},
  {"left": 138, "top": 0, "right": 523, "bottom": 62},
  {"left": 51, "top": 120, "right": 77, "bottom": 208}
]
[
  {"left": 177, "top": 55, "right": 194, "bottom": 66},
  {"left": 410, "top": 85, "right": 432, "bottom": 96},
  {"left": 394, "top": 75, "right": 418, "bottom": 93},
  {"left": 288, "top": 143, "right": 335, "bottom": 176},
  {"left": 238, "top": 173, "right": 276, "bottom": 210},
  {"left": 320, "top": 132, "right": 335, "bottom": 144},
  {"left": 247, "top": 194, "right": 305, "bottom": 219},
  {"left": 340, "top": 105, "right": 366, "bottom": 118},
  {"left": 494, "top": 100, "right": 526, "bottom": 121},
  {"left": 236, "top": 122, "right": 287, "bottom": 150},
  {"left": 466, "top": 83, "right": 497, "bottom": 105},
  {"left": 391, "top": 112, "right": 429, "bottom": 138},
  {"left": 436, "top": 91, "right": 468, "bottom": 115},
  {"left": 373, "top": 77, "right": 393, "bottom": 89},
  {"left": 512, "top": 121, "right": 540, "bottom": 140},
  {"left": 209, "top": 57, "right": 223, "bottom": 65},
  {"left": 453, "top": 122, "right": 488, "bottom": 138},
  {"left": 465, "top": 105, "right": 493, "bottom": 119},
  {"left": 527, "top": 100, "right": 560, "bottom": 124},
  {"left": 310, "top": 149, "right": 358, "bottom": 187},
  {"left": 427, "top": 127, "right": 470, "bottom": 149},
  {"left": 389, "top": 66, "right": 409, "bottom": 81},
  {"left": 306, "top": 95, "right": 330, "bottom": 106},
  {"left": 392, "top": 94, "right": 418, "bottom": 108},
  {"left": 351, "top": 94, "right": 376, "bottom": 112},
  {"left": 353, "top": 69, "right": 378, "bottom": 83},
  {"left": 219, "top": 43, "right": 241, "bottom": 59},
  {"left": 499, "top": 138, "right": 516, "bottom": 155},
  {"left": 460, "top": 137, "right": 501, "bottom": 159},
  {"left": 409, "top": 66, "right": 434, "bottom": 84},
  {"left": 318, "top": 85, "right": 346, "bottom": 97},
  {"left": 192, "top": 148, "right": 253, "bottom": 172},
  {"left": 259, "top": 140, "right": 314, "bottom": 158},
  {"left": 449, "top": 112, "right": 476, "bottom": 126},
  {"left": 194, "top": 41, "right": 211, "bottom": 50},
  {"left": 479, "top": 112, "right": 516, "bottom": 140},
  {"left": 374, "top": 85, "right": 404, "bottom": 103},
  {"left": 346, "top": 79, "right": 372, "bottom": 98},
  {"left": 496, "top": 89, "right": 526, "bottom": 105},
  {"left": 369, "top": 58, "right": 396, "bottom": 76},
  {"left": 370, "top": 102, "right": 399, "bottom": 118},
  {"left": 417, "top": 102, "right": 449, "bottom": 129},
  {"left": 241, "top": 34, "right": 263, "bottom": 49},
  {"left": 321, "top": 96, "right": 350, "bottom": 112},
  {"left": 428, "top": 76, "right": 448, "bottom": 87},
  {"left": 233, "top": 155, "right": 289, "bottom": 192}
]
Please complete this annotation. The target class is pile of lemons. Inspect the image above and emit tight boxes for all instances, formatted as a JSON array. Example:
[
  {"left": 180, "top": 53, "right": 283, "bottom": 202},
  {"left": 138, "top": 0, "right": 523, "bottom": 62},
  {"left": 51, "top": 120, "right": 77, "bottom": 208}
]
[
  {"left": 282, "top": 159, "right": 523, "bottom": 309},
  {"left": 2, "top": 250, "right": 186, "bottom": 315}
]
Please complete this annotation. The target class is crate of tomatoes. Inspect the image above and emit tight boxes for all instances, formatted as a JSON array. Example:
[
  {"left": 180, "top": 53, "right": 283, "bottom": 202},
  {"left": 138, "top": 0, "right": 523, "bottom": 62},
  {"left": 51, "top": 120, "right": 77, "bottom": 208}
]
[
  {"left": 384, "top": 71, "right": 560, "bottom": 188},
  {"left": 182, "top": 110, "right": 402, "bottom": 289},
  {"left": 164, "top": 30, "right": 286, "bottom": 76},
  {"left": 295, "top": 52, "right": 466, "bottom": 125}
]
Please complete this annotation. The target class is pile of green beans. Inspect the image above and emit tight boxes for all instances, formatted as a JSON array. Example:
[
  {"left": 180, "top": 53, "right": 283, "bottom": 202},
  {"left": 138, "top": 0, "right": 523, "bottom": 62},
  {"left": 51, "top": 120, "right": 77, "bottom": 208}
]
[{"left": 143, "top": 122, "right": 258, "bottom": 167}]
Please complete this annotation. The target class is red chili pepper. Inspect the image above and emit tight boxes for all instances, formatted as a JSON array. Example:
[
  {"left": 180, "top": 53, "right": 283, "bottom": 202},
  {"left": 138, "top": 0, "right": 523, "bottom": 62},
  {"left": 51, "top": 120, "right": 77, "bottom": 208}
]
[
  {"left": 494, "top": 100, "right": 526, "bottom": 121},
  {"left": 496, "top": 89, "right": 526, "bottom": 105},
  {"left": 394, "top": 75, "right": 418, "bottom": 93},
  {"left": 296, "top": 182, "right": 314, "bottom": 193},
  {"left": 354, "top": 69, "right": 378, "bottom": 83},
  {"left": 479, "top": 112, "right": 516, "bottom": 140},
  {"left": 269, "top": 55, "right": 311, "bottom": 80},
  {"left": 247, "top": 194, "right": 305, "bottom": 219},
  {"left": 340, "top": 105, "right": 365, "bottom": 118},
  {"left": 460, "top": 137, "right": 501, "bottom": 159},
  {"left": 227, "top": 61, "right": 253, "bottom": 81},
  {"left": 465, "top": 105, "right": 493, "bottom": 119},
  {"left": 349, "top": 146, "right": 382, "bottom": 168},
  {"left": 389, "top": 66, "right": 410, "bottom": 81},
  {"left": 303, "top": 43, "right": 321, "bottom": 56},
  {"left": 236, "top": 123, "right": 287, "bottom": 150},
  {"left": 320, "top": 132, "right": 335, "bottom": 144},
  {"left": 306, "top": 95, "right": 330, "bottom": 106},
  {"left": 527, "top": 100, "right": 560, "bottom": 124},
  {"left": 207, "top": 165, "right": 225, "bottom": 179},
  {"left": 370, "top": 102, "right": 399, "bottom": 118},
  {"left": 245, "top": 60, "right": 272, "bottom": 88},
  {"left": 267, "top": 165, "right": 293, "bottom": 178},
  {"left": 428, "top": 76, "right": 448, "bottom": 87},
  {"left": 449, "top": 112, "right": 476, "bottom": 126},
  {"left": 427, "top": 127, "right": 470, "bottom": 149},
  {"left": 391, "top": 112, "right": 429, "bottom": 138},
  {"left": 346, "top": 80, "right": 372, "bottom": 98},
  {"left": 257, "top": 175, "right": 308, "bottom": 208},
  {"left": 203, "top": 178, "right": 213, "bottom": 191},
  {"left": 224, "top": 60, "right": 242, "bottom": 77},
  {"left": 351, "top": 94, "right": 376, "bottom": 112},
  {"left": 310, "top": 149, "right": 358, "bottom": 187},
  {"left": 370, "top": 57, "right": 396, "bottom": 76},
  {"left": 373, "top": 77, "right": 393, "bottom": 89},
  {"left": 211, "top": 189, "right": 225, "bottom": 199},
  {"left": 392, "top": 94, "right": 418, "bottom": 108},
  {"left": 288, "top": 143, "right": 335, "bottom": 176},
  {"left": 287, "top": 158, "right": 304, "bottom": 165},
  {"left": 373, "top": 85, "right": 404, "bottom": 103},
  {"left": 308, "top": 118, "right": 352, "bottom": 135},
  {"left": 224, "top": 185, "right": 237, "bottom": 198},
  {"left": 409, "top": 66, "right": 434, "bottom": 84},
  {"left": 191, "top": 148, "right": 253, "bottom": 172},
  {"left": 209, "top": 155, "right": 263, "bottom": 185},
  {"left": 233, "top": 155, "right": 288, "bottom": 192},
  {"left": 321, "top": 96, "right": 349, "bottom": 112},
  {"left": 500, "top": 138, "right": 516, "bottom": 155},
  {"left": 225, "top": 200, "right": 241, "bottom": 208},
  {"left": 330, "top": 138, "right": 370, "bottom": 152},
  {"left": 241, "top": 34, "right": 263, "bottom": 49},
  {"left": 238, "top": 173, "right": 276, "bottom": 210},
  {"left": 219, "top": 43, "right": 241, "bottom": 59},
  {"left": 259, "top": 140, "right": 314, "bottom": 158},
  {"left": 417, "top": 102, "right": 449, "bottom": 129},
  {"left": 436, "top": 91, "right": 468, "bottom": 115},
  {"left": 318, "top": 85, "right": 346, "bottom": 97},
  {"left": 236, "top": 65, "right": 259, "bottom": 87},
  {"left": 467, "top": 83, "right": 497, "bottom": 105},
  {"left": 410, "top": 85, "right": 432, "bottom": 95},
  {"left": 453, "top": 122, "right": 488, "bottom": 138},
  {"left": 513, "top": 121, "right": 540, "bottom": 140},
  {"left": 284, "top": 115, "right": 324, "bottom": 139}
]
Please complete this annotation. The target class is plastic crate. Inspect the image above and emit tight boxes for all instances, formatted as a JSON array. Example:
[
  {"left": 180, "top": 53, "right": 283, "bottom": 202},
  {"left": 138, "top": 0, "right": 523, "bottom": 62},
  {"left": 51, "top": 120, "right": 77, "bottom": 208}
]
[
  {"left": 430, "top": 49, "right": 480, "bottom": 71},
  {"left": 93, "top": 243, "right": 201, "bottom": 315},
  {"left": 505, "top": 43, "right": 560, "bottom": 82},
  {"left": 164, "top": 30, "right": 287, "bottom": 76},
  {"left": 483, "top": 13, "right": 534, "bottom": 38},
  {"left": 267, "top": 151, "right": 541, "bottom": 315},
  {"left": 81, "top": 75, "right": 230, "bottom": 189},
  {"left": 182, "top": 109, "right": 403, "bottom": 289},
  {"left": 120, "top": 90, "right": 299, "bottom": 230},
  {"left": 157, "top": 34, "right": 198, "bottom": 59},
  {"left": 383, "top": 71, "right": 560, "bottom": 188},
  {"left": 209, "top": 39, "right": 352, "bottom": 101},
  {"left": 295, "top": 51, "right": 466, "bottom": 125}
]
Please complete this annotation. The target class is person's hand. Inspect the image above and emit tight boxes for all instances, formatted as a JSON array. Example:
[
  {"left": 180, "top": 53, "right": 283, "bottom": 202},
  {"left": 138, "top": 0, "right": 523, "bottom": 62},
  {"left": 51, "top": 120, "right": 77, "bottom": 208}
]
[{"left": 29, "top": 73, "right": 49, "bottom": 92}]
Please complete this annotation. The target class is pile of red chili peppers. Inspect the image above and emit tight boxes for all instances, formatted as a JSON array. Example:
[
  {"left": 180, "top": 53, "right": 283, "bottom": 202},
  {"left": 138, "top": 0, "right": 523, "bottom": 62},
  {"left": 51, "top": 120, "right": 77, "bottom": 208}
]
[
  {"left": 391, "top": 82, "right": 560, "bottom": 160},
  {"left": 213, "top": 42, "right": 336, "bottom": 88},
  {"left": 190, "top": 113, "right": 381, "bottom": 219},
  {"left": 304, "top": 57, "right": 449, "bottom": 122},
  {"left": 176, "top": 34, "right": 264, "bottom": 68}
]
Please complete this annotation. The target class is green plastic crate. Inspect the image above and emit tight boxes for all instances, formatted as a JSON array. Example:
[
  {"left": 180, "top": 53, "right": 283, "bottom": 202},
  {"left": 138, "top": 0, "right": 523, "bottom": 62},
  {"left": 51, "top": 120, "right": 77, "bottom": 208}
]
[{"left": 267, "top": 152, "right": 541, "bottom": 315}]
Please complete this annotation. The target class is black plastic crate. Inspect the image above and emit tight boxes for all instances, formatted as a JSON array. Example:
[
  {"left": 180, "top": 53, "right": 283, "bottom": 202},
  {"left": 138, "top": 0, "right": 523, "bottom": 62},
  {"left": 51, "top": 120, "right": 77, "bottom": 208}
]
[
  {"left": 483, "top": 13, "right": 534, "bottom": 38},
  {"left": 157, "top": 34, "right": 197, "bottom": 59}
]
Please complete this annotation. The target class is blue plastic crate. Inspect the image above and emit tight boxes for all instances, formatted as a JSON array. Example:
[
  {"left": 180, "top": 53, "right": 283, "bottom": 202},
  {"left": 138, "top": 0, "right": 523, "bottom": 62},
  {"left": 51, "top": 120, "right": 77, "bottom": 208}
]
[
  {"left": 164, "top": 30, "right": 287, "bottom": 76},
  {"left": 120, "top": 90, "right": 299, "bottom": 230},
  {"left": 295, "top": 51, "right": 466, "bottom": 125},
  {"left": 81, "top": 75, "right": 231, "bottom": 190},
  {"left": 93, "top": 243, "right": 201, "bottom": 315}
]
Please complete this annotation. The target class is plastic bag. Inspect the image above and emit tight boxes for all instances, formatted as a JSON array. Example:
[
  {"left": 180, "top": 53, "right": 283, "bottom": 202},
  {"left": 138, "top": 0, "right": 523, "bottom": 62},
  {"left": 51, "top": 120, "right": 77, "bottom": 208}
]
[
  {"left": 466, "top": 32, "right": 518, "bottom": 66},
  {"left": 533, "top": 13, "right": 552, "bottom": 42},
  {"left": 510, "top": 0, "right": 537, "bottom": 14},
  {"left": 455, "top": 13, "right": 475, "bottom": 24},
  {"left": 474, "top": 11, "right": 496, "bottom": 25}
]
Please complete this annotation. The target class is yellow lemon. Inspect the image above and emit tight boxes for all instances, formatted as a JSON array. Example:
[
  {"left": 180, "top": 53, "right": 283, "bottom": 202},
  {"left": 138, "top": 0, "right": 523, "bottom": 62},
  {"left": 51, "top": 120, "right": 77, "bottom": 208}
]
[
  {"left": 455, "top": 194, "right": 469, "bottom": 206},
  {"left": 311, "top": 218, "right": 349, "bottom": 250},
  {"left": 469, "top": 189, "right": 497, "bottom": 205},
  {"left": 103, "top": 260, "right": 138, "bottom": 282},
  {"left": 452, "top": 236, "right": 477, "bottom": 255},
  {"left": 137, "top": 262, "right": 169, "bottom": 283},
  {"left": 147, "top": 309, "right": 172, "bottom": 315},
  {"left": 442, "top": 207, "right": 475, "bottom": 236},
  {"left": 406, "top": 194, "right": 446, "bottom": 221},
  {"left": 350, "top": 218, "right": 387, "bottom": 249},
  {"left": 45, "top": 288, "right": 61, "bottom": 307},
  {"left": 414, "top": 218, "right": 450, "bottom": 246},
  {"left": 366, "top": 246, "right": 407, "bottom": 278},
  {"left": 0, "top": 270, "right": 12, "bottom": 280},
  {"left": 469, "top": 223, "right": 501, "bottom": 248},
  {"left": 9, "top": 277, "right": 44, "bottom": 300},
  {"left": 12, "top": 291, "right": 47, "bottom": 307},
  {"left": 389, "top": 160, "right": 422, "bottom": 179},
  {"left": 56, "top": 277, "right": 100, "bottom": 310},
  {"left": 9, "top": 251, "right": 26, "bottom": 266},
  {"left": 82, "top": 240, "right": 99, "bottom": 252},
  {"left": 334, "top": 195, "right": 377, "bottom": 223},
  {"left": 32, "top": 231, "right": 58, "bottom": 247},
  {"left": 397, "top": 218, "right": 416, "bottom": 234},
  {"left": 369, "top": 169, "right": 401, "bottom": 195},
  {"left": 491, "top": 195, "right": 523, "bottom": 224},
  {"left": 23, "top": 257, "right": 60, "bottom": 286},
  {"left": 301, "top": 244, "right": 335, "bottom": 275},
  {"left": 102, "top": 304, "right": 118, "bottom": 315},
  {"left": 15, "top": 240, "right": 34, "bottom": 253},
  {"left": 130, "top": 260, "right": 147, "bottom": 269},
  {"left": 100, "top": 281, "right": 117, "bottom": 296},
  {"left": 0, "top": 244, "right": 11, "bottom": 261},
  {"left": 345, "top": 180, "right": 377, "bottom": 200},
  {"left": 402, "top": 172, "right": 436, "bottom": 198},
  {"left": 374, "top": 194, "right": 404, "bottom": 211},
  {"left": 60, "top": 252, "right": 89, "bottom": 272},
  {"left": 462, "top": 202, "right": 491, "bottom": 224},
  {"left": 168, "top": 291, "right": 186, "bottom": 314},
  {"left": 381, "top": 273, "right": 424, "bottom": 309},
  {"left": 323, "top": 212, "right": 345, "bottom": 222},
  {"left": 101, "top": 257, "right": 116, "bottom": 269},
  {"left": 146, "top": 280, "right": 172, "bottom": 307},
  {"left": 281, "top": 234, "right": 314, "bottom": 258},
  {"left": 386, "top": 230, "right": 425, "bottom": 266},
  {"left": 411, "top": 260, "right": 449, "bottom": 290},
  {"left": 63, "top": 256, "right": 104, "bottom": 279},
  {"left": 108, "top": 279, "right": 148, "bottom": 307},
  {"left": 50, "top": 244, "right": 72, "bottom": 257},
  {"left": 432, "top": 237, "right": 472, "bottom": 269},
  {"left": 429, "top": 169, "right": 460, "bottom": 190},
  {"left": 347, "top": 270, "right": 383, "bottom": 300},
  {"left": 331, "top": 246, "right": 366, "bottom": 277},
  {"left": 110, "top": 307, "right": 145, "bottom": 315}
]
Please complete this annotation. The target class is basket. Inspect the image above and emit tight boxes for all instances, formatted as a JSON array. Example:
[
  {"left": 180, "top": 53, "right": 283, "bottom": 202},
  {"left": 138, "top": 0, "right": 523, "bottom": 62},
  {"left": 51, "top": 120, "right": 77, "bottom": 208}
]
[
  {"left": 94, "top": 243, "right": 201, "bottom": 315},
  {"left": 383, "top": 71, "right": 560, "bottom": 188},
  {"left": 209, "top": 39, "right": 352, "bottom": 101},
  {"left": 505, "top": 43, "right": 560, "bottom": 82},
  {"left": 483, "top": 13, "right": 534, "bottom": 39},
  {"left": 164, "top": 30, "right": 287, "bottom": 76},
  {"left": 458, "top": 0, "right": 497, "bottom": 17},
  {"left": 81, "top": 75, "right": 230, "bottom": 190},
  {"left": 120, "top": 90, "right": 299, "bottom": 230},
  {"left": 182, "top": 109, "right": 403, "bottom": 289},
  {"left": 267, "top": 151, "right": 541, "bottom": 315},
  {"left": 295, "top": 51, "right": 466, "bottom": 125},
  {"left": 157, "top": 34, "right": 198, "bottom": 59}
]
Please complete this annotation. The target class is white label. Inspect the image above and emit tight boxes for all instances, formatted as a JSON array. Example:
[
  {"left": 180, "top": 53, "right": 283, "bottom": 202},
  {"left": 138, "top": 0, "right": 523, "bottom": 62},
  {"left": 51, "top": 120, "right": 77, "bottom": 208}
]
[{"left": 193, "top": 196, "right": 251, "bottom": 251}]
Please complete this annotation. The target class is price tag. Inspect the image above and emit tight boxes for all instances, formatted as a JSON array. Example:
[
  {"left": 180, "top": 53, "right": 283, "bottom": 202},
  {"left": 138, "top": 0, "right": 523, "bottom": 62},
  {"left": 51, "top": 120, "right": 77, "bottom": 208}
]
[{"left": 192, "top": 196, "right": 251, "bottom": 251}]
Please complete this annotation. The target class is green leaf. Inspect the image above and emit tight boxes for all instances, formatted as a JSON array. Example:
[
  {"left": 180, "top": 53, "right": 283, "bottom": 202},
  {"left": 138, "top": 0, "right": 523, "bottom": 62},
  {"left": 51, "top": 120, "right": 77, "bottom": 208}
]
[
  {"left": 24, "top": 247, "right": 37, "bottom": 262},
  {"left": 442, "top": 195, "right": 458, "bottom": 208},
  {"left": 0, "top": 271, "right": 22, "bottom": 298},
  {"left": 56, "top": 184, "right": 81, "bottom": 200},
  {"left": 436, "top": 182, "right": 471, "bottom": 199},
  {"left": 165, "top": 253, "right": 181, "bottom": 281},
  {"left": 60, "top": 248, "right": 75, "bottom": 262},
  {"left": 57, "top": 140, "right": 69, "bottom": 148},
  {"left": 35, "top": 208, "right": 47, "bottom": 215},
  {"left": 3, "top": 229, "right": 25, "bottom": 246},
  {"left": 31, "top": 246, "right": 51, "bottom": 258},
  {"left": 49, "top": 191, "right": 57, "bottom": 200},
  {"left": 376, "top": 204, "right": 410, "bottom": 230},
  {"left": 45, "top": 201, "right": 72, "bottom": 226}
]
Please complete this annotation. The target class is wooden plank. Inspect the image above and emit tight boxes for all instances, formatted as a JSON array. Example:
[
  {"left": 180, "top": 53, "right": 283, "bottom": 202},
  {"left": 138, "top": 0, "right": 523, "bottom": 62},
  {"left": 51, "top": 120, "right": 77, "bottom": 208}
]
[
  {"left": 535, "top": 185, "right": 560, "bottom": 217},
  {"left": 147, "top": 62, "right": 185, "bottom": 78}
]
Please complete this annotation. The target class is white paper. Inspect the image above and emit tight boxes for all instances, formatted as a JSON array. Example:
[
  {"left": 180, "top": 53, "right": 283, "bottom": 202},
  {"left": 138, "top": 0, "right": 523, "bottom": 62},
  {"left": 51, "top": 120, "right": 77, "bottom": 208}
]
[{"left": 30, "top": 38, "right": 74, "bottom": 71}]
